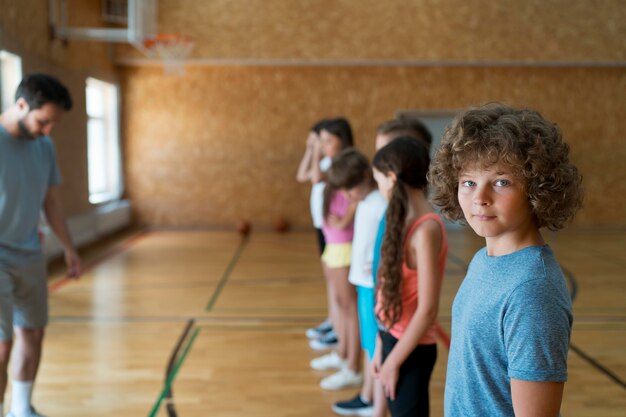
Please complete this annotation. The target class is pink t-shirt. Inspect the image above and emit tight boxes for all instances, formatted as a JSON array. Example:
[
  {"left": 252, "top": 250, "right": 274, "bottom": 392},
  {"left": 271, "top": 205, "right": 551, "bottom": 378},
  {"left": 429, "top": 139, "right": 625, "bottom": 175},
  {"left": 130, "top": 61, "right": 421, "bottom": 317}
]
[
  {"left": 376, "top": 213, "right": 448, "bottom": 343},
  {"left": 322, "top": 191, "right": 354, "bottom": 244}
]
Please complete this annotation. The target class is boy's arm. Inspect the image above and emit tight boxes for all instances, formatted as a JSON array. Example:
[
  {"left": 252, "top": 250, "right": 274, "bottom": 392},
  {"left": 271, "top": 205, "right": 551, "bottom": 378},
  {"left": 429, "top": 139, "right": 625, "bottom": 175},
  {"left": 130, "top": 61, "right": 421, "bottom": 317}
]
[{"left": 511, "top": 379, "right": 564, "bottom": 417}]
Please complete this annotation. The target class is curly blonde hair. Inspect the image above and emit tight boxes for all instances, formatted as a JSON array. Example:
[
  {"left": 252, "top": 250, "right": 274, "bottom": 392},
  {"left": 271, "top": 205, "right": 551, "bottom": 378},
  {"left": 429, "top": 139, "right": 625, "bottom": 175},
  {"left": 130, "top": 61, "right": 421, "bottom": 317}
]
[{"left": 428, "top": 103, "right": 583, "bottom": 231}]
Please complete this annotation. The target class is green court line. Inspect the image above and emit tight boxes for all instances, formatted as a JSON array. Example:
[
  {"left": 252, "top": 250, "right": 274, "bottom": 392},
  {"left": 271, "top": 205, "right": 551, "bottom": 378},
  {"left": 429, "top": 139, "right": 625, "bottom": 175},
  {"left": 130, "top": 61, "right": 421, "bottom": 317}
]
[
  {"left": 206, "top": 234, "right": 250, "bottom": 311},
  {"left": 148, "top": 327, "right": 201, "bottom": 417}
]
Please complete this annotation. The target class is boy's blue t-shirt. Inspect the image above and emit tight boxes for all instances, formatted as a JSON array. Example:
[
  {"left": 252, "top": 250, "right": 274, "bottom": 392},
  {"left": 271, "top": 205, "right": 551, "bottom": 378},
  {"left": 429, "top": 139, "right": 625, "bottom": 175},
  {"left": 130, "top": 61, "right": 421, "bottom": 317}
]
[
  {"left": 371, "top": 211, "right": 386, "bottom": 284},
  {"left": 444, "top": 245, "right": 572, "bottom": 417},
  {"left": 0, "top": 125, "right": 61, "bottom": 252}
]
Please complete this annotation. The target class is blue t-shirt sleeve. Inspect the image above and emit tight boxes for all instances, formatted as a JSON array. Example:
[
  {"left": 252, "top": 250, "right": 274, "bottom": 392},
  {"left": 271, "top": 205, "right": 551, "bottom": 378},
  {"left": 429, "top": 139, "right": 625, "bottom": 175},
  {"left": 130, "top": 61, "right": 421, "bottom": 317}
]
[
  {"left": 503, "top": 279, "right": 572, "bottom": 382},
  {"left": 47, "top": 138, "right": 62, "bottom": 187}
]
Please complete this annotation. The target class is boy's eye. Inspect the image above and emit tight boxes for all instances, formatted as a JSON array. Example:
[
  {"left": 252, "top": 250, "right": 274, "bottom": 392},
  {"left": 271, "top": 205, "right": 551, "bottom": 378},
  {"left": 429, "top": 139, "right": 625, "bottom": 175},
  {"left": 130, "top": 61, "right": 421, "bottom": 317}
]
[
  {"left": 460, "top": 180, "right": 475, "bottom": 187},
  {"left": 494, "top": 179, "right": 511, "bottom": 187}
]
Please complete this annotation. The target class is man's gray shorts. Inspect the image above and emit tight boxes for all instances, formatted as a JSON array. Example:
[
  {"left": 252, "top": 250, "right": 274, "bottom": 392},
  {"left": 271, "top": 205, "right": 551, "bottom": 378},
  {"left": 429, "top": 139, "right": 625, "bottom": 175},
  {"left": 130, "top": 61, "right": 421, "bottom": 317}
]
[{"left": 0, "top": 249, "right": 48, "bottom": 341}]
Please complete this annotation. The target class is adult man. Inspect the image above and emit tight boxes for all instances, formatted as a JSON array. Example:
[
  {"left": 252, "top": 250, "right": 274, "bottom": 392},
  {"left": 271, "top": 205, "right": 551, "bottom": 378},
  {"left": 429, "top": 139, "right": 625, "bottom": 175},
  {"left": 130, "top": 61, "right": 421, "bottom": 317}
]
[{"left": 0, "top": 74, "right": 81, "bottom": 417}]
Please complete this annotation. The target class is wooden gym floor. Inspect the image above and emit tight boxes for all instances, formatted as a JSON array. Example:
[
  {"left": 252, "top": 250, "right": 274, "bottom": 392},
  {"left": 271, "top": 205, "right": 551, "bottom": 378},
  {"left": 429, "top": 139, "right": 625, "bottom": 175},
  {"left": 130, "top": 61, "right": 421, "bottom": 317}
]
[{"left": 12, "top": 228, "right": 625, "bottom": 416}]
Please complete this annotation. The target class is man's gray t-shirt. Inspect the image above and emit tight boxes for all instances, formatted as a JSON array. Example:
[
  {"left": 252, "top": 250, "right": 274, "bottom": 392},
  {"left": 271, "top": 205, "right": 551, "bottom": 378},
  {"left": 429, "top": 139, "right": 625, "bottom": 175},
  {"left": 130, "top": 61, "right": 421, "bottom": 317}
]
[
  {"left": 444, "top": 245, "right": 572, "bottom": 417},
  {"left": 0, "top": 125, "right": 61, "bottom": 252}
]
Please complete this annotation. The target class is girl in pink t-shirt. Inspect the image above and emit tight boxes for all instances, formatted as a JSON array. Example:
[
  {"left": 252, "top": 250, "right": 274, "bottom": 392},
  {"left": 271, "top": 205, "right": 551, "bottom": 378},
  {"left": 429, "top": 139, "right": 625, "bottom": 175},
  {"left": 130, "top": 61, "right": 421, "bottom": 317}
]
[
  {"left": 372, "top": 137, "right": 448, "bottom": 416},
  {"left": 309, "top": 118, "right": 362, "bottom": 391}
]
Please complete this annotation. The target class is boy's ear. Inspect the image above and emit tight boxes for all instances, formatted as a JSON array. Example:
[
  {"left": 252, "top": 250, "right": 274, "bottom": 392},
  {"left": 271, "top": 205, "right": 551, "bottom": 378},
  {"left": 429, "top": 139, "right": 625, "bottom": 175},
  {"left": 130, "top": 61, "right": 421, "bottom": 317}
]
[{"left": 388, "top": 171, "right": 398, "bottom": 184}]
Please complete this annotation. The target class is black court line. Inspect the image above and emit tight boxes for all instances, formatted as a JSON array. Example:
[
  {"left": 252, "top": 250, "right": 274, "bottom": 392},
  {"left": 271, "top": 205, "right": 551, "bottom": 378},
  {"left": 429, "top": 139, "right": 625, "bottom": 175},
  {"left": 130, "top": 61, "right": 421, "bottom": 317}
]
[
  {"left": 569, "top": 343, "right": 626, "bottom": 389},
  {"left": 563, "top": 267, "right": 626, "bottom": 390},
  {"left": 206, "top": 234, "right": 250, "bottom": 311},
  {"left": 163, "top": 319, "right": 196, "bottom": 417}
]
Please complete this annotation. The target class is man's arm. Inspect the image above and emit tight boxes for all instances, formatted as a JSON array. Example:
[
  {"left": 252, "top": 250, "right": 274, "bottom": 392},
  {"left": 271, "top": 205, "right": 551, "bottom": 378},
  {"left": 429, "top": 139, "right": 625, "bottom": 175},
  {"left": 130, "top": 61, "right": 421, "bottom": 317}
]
[
  {"left": 511, "top": 379, "right": 564, "bottom": 417},
  {"left": 43, "top": 185, "right": 81, "bottom": 278}
]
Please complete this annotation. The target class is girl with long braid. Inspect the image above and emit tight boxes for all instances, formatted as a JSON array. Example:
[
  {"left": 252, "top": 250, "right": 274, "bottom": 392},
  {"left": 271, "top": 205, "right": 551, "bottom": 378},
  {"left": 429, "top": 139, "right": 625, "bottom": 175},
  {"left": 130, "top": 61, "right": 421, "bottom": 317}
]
[{"left": 371, "top": 137, "right": 448, "bottom": 416}]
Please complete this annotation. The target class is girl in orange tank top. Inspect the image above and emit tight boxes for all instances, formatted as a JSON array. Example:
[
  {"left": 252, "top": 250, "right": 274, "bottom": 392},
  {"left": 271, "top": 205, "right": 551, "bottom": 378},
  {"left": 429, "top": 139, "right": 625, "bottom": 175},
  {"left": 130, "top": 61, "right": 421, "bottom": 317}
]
[{"left": 371, "top": 137, "right": 448, "bottom": 417}]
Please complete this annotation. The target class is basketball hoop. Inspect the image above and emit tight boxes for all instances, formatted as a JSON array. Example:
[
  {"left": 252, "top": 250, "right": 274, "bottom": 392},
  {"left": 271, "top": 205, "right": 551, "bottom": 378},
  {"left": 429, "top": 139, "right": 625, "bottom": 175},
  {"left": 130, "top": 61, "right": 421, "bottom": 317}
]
[{"left": 143, "top": 34, "right": 194, "bottom": 75}]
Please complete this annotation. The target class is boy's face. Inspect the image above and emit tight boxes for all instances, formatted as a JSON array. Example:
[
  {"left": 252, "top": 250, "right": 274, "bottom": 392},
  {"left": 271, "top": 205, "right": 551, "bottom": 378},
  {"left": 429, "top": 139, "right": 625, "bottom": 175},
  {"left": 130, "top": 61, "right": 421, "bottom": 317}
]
[{"left": 458, "top": 164, "right": 536, "bottom": 254}]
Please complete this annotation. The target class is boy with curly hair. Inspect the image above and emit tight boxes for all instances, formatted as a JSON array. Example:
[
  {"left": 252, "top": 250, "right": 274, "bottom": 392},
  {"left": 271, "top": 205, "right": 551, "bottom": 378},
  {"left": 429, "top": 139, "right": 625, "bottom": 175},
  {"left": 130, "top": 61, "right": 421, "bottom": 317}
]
[{"left": 429, "top": 103, "right": 583, "bottom": 417}]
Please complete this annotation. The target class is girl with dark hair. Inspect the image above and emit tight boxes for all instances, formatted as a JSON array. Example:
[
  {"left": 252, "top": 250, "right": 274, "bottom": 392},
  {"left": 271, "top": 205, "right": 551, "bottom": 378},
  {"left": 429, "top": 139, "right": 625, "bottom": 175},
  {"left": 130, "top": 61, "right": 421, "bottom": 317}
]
[
  {"left": 296, "top": 119, "right": 336, "bottom": 342},
  {"left": 309, "top": 118, "right": 362, "bottom": 391},
  {"left": 372, "top": 137, "right": 448, "bottom": 416}
]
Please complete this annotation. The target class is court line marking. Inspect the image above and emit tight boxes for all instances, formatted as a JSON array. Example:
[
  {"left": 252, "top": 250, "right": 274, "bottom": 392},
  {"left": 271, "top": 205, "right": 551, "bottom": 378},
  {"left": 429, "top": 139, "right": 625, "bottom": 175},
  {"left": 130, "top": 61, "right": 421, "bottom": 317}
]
[
  {"left": 564, "top": 267, "right": 626, "bottom": 389},
  {"left": 48, "top": 230, "right": 148, "bottom": 293},
  {"left": 148, "top": 327, "right": 201, "bottom": 417},
  {"left": 205, "top": 234, "right": 250, "bottom": 311},
  {"left": 163, "top": 319, "right": 196, "bottom": 417}
]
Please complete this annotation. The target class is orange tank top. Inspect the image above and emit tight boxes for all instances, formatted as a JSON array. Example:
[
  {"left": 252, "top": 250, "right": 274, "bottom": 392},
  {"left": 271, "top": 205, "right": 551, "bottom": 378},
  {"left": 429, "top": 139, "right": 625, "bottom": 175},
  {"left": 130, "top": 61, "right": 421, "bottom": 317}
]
[{"left": 376, "top": 212, "right": 448, "bottom": 343}]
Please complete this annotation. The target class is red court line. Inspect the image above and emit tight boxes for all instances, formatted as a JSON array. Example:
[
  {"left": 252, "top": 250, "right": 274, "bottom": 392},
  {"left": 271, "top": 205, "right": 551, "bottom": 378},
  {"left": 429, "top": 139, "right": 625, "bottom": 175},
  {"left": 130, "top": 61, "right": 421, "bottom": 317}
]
[{"left": 48, "top": 230, "right": 149, "bottom": 293}]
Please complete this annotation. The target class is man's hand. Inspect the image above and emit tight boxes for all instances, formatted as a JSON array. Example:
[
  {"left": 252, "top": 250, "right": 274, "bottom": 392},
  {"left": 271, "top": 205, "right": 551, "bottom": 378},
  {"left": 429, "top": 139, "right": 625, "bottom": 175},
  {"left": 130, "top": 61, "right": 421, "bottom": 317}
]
[{"left": 64, "top": 249, "right": 82, "bottom": 278}]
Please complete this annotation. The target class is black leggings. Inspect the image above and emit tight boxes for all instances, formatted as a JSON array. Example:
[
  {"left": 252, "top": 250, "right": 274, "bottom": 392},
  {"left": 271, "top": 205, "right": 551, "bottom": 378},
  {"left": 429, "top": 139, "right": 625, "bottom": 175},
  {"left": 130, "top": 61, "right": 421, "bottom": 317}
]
[
  {"left": 315, "top": 228, "right": 326, "bottom": 256},
  {"left": 381, "top": 331, "right": 437, "bottom": 417}
]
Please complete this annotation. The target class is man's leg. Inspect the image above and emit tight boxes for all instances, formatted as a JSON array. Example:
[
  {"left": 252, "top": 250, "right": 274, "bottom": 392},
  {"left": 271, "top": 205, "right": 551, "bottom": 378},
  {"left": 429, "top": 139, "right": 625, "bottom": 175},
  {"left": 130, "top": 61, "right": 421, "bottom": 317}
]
[
  {"left": 10, "top": 328, "right": 44, "bottom": 417},
  {"left": 0, "top": 264, "right": 15, "bottom": 417},
  {"left": 10, "top": 252, "right": 48, "bottom": 417},
  {"left": 0, "top": 340, "right": 13, "bottom": 417}
]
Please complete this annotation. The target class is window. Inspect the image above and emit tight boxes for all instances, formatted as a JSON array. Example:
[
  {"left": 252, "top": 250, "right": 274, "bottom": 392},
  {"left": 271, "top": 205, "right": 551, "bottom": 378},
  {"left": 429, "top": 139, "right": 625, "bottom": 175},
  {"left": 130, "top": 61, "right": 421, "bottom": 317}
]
[
  {"left": 0, "top": 50, "right": 22, "bottom": 111},
  {"left": 86, "top": 78, "right": 123, "bottom": 204}
]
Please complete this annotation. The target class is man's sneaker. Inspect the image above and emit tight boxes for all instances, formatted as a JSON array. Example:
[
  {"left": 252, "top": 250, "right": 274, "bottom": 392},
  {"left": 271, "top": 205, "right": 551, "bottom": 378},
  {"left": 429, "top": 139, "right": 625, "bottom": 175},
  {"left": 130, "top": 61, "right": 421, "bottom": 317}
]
[
  {"left": 306, "top": 319, "right": 333, "bottom": 339},
  {"left": 320, "top": 368, "right": 363, "bottom": 391},
  {"left": 332, "top": 394, "right": 374, "bottom": 416},
  {"left": 309, "top": 330, "right": 338, "bottom": 350},
  {"left": 310, "top": 351, "right": 346, "bottom": 371}
]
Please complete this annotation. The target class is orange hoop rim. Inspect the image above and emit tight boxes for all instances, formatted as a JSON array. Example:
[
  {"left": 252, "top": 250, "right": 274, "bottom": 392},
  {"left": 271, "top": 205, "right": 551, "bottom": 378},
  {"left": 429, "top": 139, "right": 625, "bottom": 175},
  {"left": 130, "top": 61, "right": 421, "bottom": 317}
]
[{"left": 142, "top": 33, "right": 194, "bottom": 49}]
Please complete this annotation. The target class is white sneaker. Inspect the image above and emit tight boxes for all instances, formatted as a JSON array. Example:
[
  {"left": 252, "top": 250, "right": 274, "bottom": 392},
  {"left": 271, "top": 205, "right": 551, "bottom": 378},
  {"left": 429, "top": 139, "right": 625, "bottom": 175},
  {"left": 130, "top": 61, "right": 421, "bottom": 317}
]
[
  {"left": 30, "top": 407, "right": 48, "bottom": 417},
  {"left": 308, "top": 330, "right": 338, "bottom": 351},
  {"left": 305, "top": 319, "right": 333, "bottom": 339},
  {"left": 6, "top": 407, "right": 47, "bottom": 417},
  {"left": 320, "top": 368, "right": 363, "bottom": 391},
  {"left": 310, "top": 351, "right": 346, "bottom": 371}
]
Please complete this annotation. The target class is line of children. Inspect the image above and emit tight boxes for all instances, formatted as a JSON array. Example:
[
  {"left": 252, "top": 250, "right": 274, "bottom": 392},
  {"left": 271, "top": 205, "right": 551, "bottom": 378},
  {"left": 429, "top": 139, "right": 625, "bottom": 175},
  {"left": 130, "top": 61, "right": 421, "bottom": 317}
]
[{"left": 302, "top": 103, "right": 581, "bottom": 417}]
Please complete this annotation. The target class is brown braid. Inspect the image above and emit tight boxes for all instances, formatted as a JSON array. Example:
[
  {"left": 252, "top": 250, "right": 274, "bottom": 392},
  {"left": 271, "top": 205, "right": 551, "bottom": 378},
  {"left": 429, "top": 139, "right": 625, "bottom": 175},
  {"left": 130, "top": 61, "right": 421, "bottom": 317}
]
[
  {"left": 373, "top": 136, "right": 430, "bottom": 329},
  {"left": 377, "top": 178, "right": 408, "bottom": 327}
]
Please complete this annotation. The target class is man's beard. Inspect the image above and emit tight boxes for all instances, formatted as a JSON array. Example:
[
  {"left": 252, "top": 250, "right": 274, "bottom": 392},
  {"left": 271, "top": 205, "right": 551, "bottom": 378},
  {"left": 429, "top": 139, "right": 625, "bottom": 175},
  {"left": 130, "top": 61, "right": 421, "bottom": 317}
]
[{"left": 17, "top": 119, "right": 38, "bottom": 140}]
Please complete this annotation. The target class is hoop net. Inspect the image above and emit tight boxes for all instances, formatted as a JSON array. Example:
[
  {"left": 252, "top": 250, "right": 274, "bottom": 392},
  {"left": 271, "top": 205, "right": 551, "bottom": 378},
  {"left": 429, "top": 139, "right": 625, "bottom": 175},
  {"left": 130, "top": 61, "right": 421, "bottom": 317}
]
[{"left": 143, "top": 34, "right": 194, "bottom": 75}]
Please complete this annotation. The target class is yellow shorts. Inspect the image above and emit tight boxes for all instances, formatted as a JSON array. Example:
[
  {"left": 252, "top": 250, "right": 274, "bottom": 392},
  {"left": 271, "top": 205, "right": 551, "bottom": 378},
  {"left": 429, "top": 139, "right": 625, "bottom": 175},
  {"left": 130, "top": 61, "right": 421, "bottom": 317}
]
[{"left": 321, "top": 243, "right": 352, "bottom": 268}]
